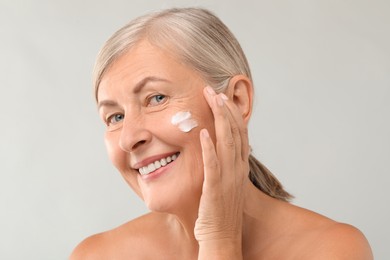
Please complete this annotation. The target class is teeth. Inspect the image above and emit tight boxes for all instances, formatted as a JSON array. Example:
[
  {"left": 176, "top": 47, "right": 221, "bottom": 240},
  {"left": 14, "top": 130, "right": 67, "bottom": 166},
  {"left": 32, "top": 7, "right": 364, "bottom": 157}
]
[
  {"left": 147, "top": 163, "right": 156, "bottom": 172},
  {"left": 138, "top": 153, "right": 179, "bottom": 176},
  {"left": 154, "top": 160, "right": 161, "bottom": 169},
  {"left": 161, "top": 158, "right": 167, "bottom": 166}
]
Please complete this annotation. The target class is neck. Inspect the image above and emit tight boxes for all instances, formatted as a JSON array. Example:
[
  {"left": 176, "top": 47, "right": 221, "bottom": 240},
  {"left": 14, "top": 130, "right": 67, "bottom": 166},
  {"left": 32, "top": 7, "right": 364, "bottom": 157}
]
[
  {"left": 170, "top": 204, "right": 200, "bottom": 240},
  {"left": 167, "top": 180, "right": 286, "bottom": 253},
  {"left": 241, "top": 182, "right": 290, "bottom": 255}
]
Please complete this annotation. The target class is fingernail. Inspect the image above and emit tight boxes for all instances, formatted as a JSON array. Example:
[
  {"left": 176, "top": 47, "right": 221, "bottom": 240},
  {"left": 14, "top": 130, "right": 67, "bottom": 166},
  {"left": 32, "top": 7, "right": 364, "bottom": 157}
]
[
  {"left": 220, "top": 93, "right": 228, "bottom": 101},
  {"left": 206, "top": 86, "right": 216, "bottom": 95},
  {"left": 216, "top": 95, "right": 224, "bottom": 106},
  {"left": 201, "top": 128, "right": 209, "bottom": 138}
]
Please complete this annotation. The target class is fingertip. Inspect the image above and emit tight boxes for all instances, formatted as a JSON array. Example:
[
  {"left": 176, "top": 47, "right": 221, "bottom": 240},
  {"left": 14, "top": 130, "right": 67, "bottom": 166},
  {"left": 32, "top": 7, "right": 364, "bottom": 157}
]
[
  {"left": 205, "top": 86, "right": 216, "bottom": 96},
  {"left": 200, "top": 128, "right": 210, "bottom": 139},
  {"left": 220, "top": 93, "right": 228, "bottom": 101},
  {"left": 203, "top": 86, "right": 215, "bottom": 108},
  {"left": 216, "top": 95, "right": 224, "bottom": 107},
  {"left": 200, "top": 128, "right": 213, "bottom": 153}
]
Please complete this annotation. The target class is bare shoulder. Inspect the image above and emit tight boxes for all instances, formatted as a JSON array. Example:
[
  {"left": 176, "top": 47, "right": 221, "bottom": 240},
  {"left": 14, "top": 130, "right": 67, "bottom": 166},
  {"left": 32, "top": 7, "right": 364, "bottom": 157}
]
[
  {"left": 69, "top": 231, "right": 110, "bottom": 260},
  {"left": 288, "top": 207, "right": 374, "bottom": 260},
  {"left": 303, "top": 222, "right": 373, "bottom": 260},
  {"left": 272, "top": 203, "right": 373, "bottom": 260},
  {"left": 69, "top": 212, "right": 166, "bottom": 259}
]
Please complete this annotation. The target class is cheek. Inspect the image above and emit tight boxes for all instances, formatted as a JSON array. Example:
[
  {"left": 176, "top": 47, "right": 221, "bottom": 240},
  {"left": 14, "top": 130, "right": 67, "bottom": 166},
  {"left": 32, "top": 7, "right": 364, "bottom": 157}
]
[
  {"left": 104, "top": 132, "right": 143, "bottom": 197},
  {"left": 192, "top": 103, "right": 215, "bottom": 139},
  {"left": 104, "top": 132, "right": 123, "bottom": 169},
  {"left": 174, "top": 107, "right": 214, "bottom": 168},
  {"left": 170, "top": 97, "right": 214, "bottom": 134}
]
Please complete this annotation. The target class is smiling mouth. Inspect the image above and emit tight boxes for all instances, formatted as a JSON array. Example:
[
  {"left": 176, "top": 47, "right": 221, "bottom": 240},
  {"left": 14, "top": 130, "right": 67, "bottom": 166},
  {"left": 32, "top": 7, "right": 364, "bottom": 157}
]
[{"left": 138, "top": 152, "right": 180, "bottom": 176}]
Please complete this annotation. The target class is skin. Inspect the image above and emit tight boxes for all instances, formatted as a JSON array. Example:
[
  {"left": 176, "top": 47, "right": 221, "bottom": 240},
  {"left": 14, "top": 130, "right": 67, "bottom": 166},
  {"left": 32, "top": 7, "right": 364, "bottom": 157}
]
[{"left": 70, "top": 40, "right": 373, "bottom": 259}]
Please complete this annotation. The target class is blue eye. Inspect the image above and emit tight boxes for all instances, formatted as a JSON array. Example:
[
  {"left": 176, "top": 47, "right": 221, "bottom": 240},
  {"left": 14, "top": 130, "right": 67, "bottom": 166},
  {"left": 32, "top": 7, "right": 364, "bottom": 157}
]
[
  {"left": 107, "top": 114, "right": 124, "bottom": 125},
  {"left": 148, "top": 94, "right": 167, "bottom": 106}
]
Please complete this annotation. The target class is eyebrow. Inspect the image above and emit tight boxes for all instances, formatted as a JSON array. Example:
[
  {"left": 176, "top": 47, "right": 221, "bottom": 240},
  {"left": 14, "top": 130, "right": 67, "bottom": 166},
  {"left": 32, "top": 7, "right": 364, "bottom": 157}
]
[
  {"left": 97, "top": 100, "right": 118, "bottom": 110},
  {"left": 97, "top": 76, "right": 170, "bottom": 110},
  {"left": 133, "top": 76, "right": 170, "bottom": 93}
]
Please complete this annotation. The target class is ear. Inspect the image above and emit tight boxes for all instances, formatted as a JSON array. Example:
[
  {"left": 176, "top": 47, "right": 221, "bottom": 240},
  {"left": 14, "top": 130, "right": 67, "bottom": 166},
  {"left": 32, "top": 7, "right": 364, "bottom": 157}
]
[{"left": 225, "top": 75, "right": 253, "bottom": 124}]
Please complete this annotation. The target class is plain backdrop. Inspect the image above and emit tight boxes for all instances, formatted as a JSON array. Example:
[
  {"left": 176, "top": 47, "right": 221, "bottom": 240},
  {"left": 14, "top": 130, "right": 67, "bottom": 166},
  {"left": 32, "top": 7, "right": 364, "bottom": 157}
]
[{"left": 0, "top": 0, "right": 389, "bottom": 259}]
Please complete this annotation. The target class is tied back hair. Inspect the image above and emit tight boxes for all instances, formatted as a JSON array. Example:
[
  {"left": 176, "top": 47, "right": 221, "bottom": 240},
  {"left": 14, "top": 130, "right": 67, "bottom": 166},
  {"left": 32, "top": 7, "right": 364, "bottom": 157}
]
[{"left": 93, "top": 7, "right": 293, "bottom": 201}]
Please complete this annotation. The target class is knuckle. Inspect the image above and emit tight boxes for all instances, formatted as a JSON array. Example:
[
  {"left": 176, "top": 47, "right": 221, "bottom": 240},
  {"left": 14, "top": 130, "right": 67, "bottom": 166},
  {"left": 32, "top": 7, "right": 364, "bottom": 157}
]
[
  {"left": 242, "top": 127, "right": 249, "bottom": 137},
  {"left": 231, "top": 125, "right": 240, "bottom": 135},
  {"left": 224, "top": 138, "right": 235, "bottom": 149},
  {"left": 205, "top": 156, "right": 219, "bottom": 170}
]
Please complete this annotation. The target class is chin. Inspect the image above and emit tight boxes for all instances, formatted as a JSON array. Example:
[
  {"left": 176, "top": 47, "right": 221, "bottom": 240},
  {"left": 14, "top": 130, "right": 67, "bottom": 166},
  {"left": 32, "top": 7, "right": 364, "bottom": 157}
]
[
  {"left": 137, "top": 160, "right": 204, "bottom": 215},
  {"left": 144, "top": 199, "right": 180, "bottom": 215},
  {"left": 142, "top": 185, "right": 201, "bottom": 215}
]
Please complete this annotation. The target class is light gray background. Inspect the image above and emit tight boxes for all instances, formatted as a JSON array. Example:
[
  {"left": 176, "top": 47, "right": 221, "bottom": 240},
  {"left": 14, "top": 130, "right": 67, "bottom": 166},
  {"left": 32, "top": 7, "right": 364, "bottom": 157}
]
[{"left": 0, "top": 0, "right": 389, "bottom": 259}]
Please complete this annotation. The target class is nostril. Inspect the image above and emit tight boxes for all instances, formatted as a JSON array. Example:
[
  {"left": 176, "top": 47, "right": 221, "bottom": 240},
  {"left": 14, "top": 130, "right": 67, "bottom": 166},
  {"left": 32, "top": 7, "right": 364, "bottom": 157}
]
[{"left": 132, "top": 140, "right": 146, "bottom": 151}]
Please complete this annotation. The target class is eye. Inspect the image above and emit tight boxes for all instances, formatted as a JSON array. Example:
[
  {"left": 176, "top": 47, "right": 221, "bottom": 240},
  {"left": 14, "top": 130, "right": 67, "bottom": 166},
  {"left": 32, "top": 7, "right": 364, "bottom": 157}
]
[
  {"left": 106, "top": 113, "right": 124, "bottom": 126},
  {"left": 148, "top": 94, "right": 167, "bottom": 106}
]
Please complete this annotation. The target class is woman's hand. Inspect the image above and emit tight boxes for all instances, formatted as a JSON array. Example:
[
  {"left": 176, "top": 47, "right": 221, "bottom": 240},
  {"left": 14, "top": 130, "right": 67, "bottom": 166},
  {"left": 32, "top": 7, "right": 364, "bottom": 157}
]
[{"left": 195, "top": 86, "right": 250, "bottom": 259}]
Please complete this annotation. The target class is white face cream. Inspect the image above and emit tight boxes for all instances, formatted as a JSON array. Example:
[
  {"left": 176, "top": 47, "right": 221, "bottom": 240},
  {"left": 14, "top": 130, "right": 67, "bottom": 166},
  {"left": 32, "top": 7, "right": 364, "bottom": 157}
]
[{"left": 171, "top": 111, "right": 198, "bottom": 133}]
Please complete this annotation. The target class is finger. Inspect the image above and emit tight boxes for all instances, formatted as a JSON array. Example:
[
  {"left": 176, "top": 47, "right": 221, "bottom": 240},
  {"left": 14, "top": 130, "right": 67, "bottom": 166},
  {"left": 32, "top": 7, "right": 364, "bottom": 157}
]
[
  {"left": 219, "top": 94, "right": 243, "bottom": 163},
  {"left": 222, "top": 95, "right": 250, "bottom": 162},
  {"left": 203, "top": 86, "right": 248, "bottom": 162},
  {"left": 199, "top": 128, "right": 221, "bottom": 187},
  {"left": 203, "top": 87, "right": 235, "bottom": 178}
]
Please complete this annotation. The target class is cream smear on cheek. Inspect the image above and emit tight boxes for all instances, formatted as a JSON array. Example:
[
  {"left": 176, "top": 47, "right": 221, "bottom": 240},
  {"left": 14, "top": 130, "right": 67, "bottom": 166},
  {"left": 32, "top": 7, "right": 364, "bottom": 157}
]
[{"left": 171, "top": 111, "right": 198, "bottom": 132}]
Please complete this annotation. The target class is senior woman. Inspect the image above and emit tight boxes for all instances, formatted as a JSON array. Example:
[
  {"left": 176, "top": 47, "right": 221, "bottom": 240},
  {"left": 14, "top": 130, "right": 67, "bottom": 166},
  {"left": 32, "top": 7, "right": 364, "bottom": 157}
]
[{"left": 71, "top": 7, "right": 372, "bottom": 259}]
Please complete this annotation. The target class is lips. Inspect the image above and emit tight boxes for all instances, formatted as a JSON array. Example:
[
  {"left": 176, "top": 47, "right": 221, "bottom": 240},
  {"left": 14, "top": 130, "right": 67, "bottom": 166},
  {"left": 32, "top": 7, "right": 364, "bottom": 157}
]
[{"left": 138, "top": 153, "right": 179, "bottom": 175}]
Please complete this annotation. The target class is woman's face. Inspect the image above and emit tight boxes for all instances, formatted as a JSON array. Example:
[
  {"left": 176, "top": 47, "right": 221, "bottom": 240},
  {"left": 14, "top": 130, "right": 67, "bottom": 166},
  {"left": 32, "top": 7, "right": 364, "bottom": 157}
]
[{"left": 97, "top": 40, "right": 215, "bottom": 213}]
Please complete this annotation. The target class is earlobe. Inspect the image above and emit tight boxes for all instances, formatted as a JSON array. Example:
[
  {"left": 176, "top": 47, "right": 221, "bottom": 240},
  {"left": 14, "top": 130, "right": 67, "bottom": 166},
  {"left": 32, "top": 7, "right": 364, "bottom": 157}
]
[{"left": 225, "top": 75, "right": 253, "bottom": 123}]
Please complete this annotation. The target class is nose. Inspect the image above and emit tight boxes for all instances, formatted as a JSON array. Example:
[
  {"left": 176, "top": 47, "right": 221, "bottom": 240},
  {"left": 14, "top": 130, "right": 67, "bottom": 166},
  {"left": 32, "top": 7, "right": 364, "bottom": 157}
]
[{"left": 119, "top": 115, "right": 152, "bottom": 153}]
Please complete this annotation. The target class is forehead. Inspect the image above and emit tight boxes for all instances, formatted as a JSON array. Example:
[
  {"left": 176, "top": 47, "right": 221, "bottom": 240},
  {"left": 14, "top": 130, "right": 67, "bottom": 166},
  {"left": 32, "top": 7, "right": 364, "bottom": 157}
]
[{"left": 97, "top": 40, "right": 203, "bottom": 100}]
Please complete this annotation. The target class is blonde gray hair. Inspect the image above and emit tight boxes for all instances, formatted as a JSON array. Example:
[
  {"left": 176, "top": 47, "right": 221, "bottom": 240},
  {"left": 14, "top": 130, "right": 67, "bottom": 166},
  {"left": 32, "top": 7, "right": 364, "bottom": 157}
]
[{"left": 93, "top": 7, "right": 292, "bottom": 201}]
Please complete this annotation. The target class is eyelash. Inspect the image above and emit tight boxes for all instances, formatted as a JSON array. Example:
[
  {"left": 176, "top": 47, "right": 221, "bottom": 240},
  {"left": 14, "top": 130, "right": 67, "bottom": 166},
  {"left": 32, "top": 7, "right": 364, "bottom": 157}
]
[
  {"left": 106, "top": 114, "right": 124, "bottom": 126},
  {"left": 147, "top": 94, "right": 167, "bottom": 106},
  {"left": 104, "top": 94, "right": 167, "bottom": 127}
]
